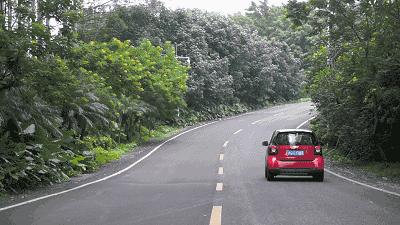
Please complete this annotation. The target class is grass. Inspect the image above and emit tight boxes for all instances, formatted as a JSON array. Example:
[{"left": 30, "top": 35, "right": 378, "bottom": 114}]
[
  {"left": 0, "top": 192, "right": 8, "bottom": 199},
  {"left": 324, "top": 148, "right": 353, "bottom": 164},
  {"left": 359, "top": 162, "right": 400, "bottom": 178},
  {"left": 93, "top": 125, "right": 182, "bottom": 166},
  {"left": 148, "top": 125, "right": 182, "bottom": 142},
  {"left": 324, "top": 148, "right": 400, "bottom": 178},
  {"left": 93, "top": 143, "right": 137, "bottom": 165},
  {"left": 296, "top": 97, "right": 312, "bottom": 103}
]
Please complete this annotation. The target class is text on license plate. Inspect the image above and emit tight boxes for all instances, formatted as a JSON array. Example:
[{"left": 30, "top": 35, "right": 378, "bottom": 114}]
[{"left": 287, "top": 150, "right": 304, "bottom": 156}]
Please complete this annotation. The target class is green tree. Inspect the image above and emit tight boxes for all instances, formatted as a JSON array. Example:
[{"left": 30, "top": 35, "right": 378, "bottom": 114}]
[{"left": 287, "top": 0, "right": 400, "bottom": 161}]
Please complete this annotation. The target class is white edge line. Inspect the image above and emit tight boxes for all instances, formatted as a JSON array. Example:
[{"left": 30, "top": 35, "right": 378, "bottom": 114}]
[
  {"left": 233, "top": 129, "right": 243, "bottom": 135},
  {"left": 296, "top": 116, "right": 316, "bottom": 129},
  {"left": 325, "top": 169, "right": 400, "bottom": 197},
  {"left": 297, "top": 118, "right": 400, "bottom": 197},
  {"left": 223, "top": 141, "right": 229, "bottom": 148},
  {"left": 0, "top": 121, "right": 218, "bottom": 212}
]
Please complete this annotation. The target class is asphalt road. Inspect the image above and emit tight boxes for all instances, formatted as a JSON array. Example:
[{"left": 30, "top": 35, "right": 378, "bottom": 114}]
[{"left": 1, "top": 102, "right": 399, "bottom": 225}]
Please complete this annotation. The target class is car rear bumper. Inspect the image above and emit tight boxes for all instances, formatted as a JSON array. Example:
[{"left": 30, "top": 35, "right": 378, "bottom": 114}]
[
  {"left": 269, "top": 168, "right": 323, "bottom": 176},
  {"left": 266, "top": 156, "right": 324, "bottom": 175}
]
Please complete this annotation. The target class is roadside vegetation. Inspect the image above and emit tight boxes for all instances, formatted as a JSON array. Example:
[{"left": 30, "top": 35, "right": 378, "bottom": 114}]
[
  {"left": 0, "top": 0, "right": 307, "bottom": 193},
  {"left": 324, "top": 148, "right": 400, "bottom": 179},
  {"left": 287, "top": 1, "right": 400, "bottom": 168}
]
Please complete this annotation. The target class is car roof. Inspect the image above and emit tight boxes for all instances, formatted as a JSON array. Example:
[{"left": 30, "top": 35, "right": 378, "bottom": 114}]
[{"left": 275, "top": 129, "right": 313, "bottom": 133}]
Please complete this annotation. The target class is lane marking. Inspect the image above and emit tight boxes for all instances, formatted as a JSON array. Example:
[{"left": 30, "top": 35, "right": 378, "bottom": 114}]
[
  {"left": 0, "top": 121, "right": 218, "bottom": 212},
  {"left": 251, "top": 119, "right": 262, "bottom": 125},
  {"left": 251, "top": 115, "right": 282, "bottom": 125},
  {"left": 209, "top": 206, "right": 222, "bottom": 225},
  {"left": 325, "top": 169, "right": 400, "bottom": 197},
  {"left": 233, "top": 129, "right": 243, "bottom": 135},
  {"left": 218, "top": 167, "right": 224, "bottom": 175},
  {"left": 297, "top": 118, "right": 400, "bottom": 197},
  {"left": 216, "top": 183, "right": 223, "bottom": 191},
  {"left": 219, "top": 154, "right": 224, "bottom": 161},
  {"left": 223, "top": 141, "right": 229, "bottom": 148},
  {"left": 296, "top": 116, "right": 316, "bottom": 129}
]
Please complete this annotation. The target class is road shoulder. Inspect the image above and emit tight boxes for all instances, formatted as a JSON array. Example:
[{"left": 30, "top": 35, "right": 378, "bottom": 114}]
[{"left": 325, "top": 158, "right": 400, "bottom": 196}]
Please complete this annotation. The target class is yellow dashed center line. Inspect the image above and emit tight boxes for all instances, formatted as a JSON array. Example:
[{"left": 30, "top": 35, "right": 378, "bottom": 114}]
[
  {"left": 209, "top": 206, "right": 222, "bottom": 225},
  {"left": 218, "top": 167, "right": 224, "bottom": 175},
  {"left": 216, "top": 183, "right": 223, "bottom": 191}
]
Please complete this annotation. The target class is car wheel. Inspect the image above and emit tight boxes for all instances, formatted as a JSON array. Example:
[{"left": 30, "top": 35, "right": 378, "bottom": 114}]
[
  {"left": 313, "top": 172, "right": 324, "bottom": 182},
  {"left": 265, "top": 167, "right": 274, "bottom": 181}
]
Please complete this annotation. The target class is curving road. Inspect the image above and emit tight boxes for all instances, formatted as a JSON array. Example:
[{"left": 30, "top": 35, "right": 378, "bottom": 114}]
[{"left": 1, "top": 102, "right": 399, "bottom": 225}]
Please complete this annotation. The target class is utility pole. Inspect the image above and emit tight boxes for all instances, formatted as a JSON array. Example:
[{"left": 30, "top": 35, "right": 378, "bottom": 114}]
[
  {"left": 174, "top": 43, "right": 190, "bottom": 118},
  {"left": 327, "top": 0, "right": 335, "bottom": 68},
  {"left": 174, "top": 43, "right": 191, "bottom": 65},
  {"left": 0, "top": 0, "right": 5, "bottom": 29},
  {"left": 7, "top": 0, "right": 12, "bottom": 30}
]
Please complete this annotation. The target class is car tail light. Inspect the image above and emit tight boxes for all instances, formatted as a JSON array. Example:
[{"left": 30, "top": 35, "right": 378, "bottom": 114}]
[
  {"left": 314, "top": 146, "right": 322, "bottom": 155},
  {"left": 268, "top": 145, "right": 278, "bottom": 155}
]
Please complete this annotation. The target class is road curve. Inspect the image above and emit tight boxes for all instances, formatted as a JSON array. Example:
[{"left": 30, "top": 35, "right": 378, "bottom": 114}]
[{"left": 1, "top": 102, "right": 399, "bottom": 225}]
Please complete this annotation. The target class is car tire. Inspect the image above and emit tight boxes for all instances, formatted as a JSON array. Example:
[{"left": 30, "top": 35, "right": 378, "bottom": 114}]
[
  {"left": 265, "top": 167, "right": 274, "bottom": 181},
  {"left": 313, "top": 172, "right": 324, "bottom": 182}
]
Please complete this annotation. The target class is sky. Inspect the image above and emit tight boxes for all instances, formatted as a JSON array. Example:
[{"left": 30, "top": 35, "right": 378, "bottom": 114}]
[{"left": 161, "top": 0, "right": 291, "bottom": 15}]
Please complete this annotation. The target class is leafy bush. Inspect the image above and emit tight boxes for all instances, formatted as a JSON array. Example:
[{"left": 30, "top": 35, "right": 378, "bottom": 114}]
[
  {"left": 0, "top": 130, "right": 72, "bottom": 192},
  {"left": 80, "top": 136, "right": 117, "bottom": 151}
]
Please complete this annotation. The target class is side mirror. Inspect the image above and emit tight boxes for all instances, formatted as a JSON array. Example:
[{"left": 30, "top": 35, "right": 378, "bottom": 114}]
[{"left": 262, "top": 141, "right": 269, "bottom": 146}]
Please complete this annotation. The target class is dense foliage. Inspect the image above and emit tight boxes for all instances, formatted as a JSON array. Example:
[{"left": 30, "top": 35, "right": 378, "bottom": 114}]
[
  {"left": 79, "top": 1, "right": 304, "bottom": 118},
  {"left": 0, "top": 0, "right": 190, "bottom": 192},
  {"left": 287, "top": 0, "right": 400, "bottom": 161},
  {"left": 0, "top": 0, "right": 306, "bottom": 192}
]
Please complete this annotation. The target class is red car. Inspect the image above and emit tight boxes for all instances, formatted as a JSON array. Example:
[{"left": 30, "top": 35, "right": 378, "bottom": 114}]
[{"left": 262, "top": 129, "right": 324, "bottom": 181}]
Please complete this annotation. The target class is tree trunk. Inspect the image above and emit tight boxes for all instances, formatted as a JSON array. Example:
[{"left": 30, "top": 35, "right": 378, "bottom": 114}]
[
  {"left": 45, "top": 16, "right": 49, "bottom": 28},
  {"left": 327, "top": 0, "right": 335, "bottom": 68},
  {"left": 7, "top": 0, "right": 12, "bottom": 30},
  {"left": 17, "top": 0, "right": 21, "bottom": 30},
  {"left": 372, "top": 97, "right": 387, "bottom": 161},
  {"left": 0, "top": 0, "right": 5, "bottom": 29},
  {"left": 37, "top": 0, "right": 42, "bottom": 21},
  {"left": 31, "top": 0, "right": 36, "bottom": 21}
]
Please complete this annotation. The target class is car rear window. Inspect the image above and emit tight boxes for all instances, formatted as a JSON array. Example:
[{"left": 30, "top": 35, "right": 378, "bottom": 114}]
[{"left": 273, "top": 132, "right": 317, "bottom": 146}]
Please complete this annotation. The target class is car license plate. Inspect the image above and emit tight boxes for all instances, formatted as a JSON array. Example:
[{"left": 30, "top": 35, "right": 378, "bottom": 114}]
[{"left": 287, "top": 150, "right": 304, "bottom": 156}]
